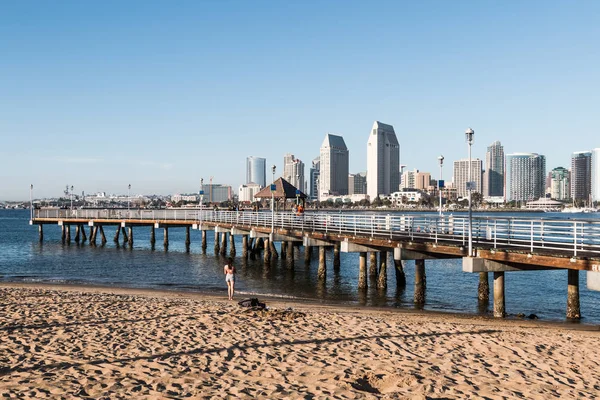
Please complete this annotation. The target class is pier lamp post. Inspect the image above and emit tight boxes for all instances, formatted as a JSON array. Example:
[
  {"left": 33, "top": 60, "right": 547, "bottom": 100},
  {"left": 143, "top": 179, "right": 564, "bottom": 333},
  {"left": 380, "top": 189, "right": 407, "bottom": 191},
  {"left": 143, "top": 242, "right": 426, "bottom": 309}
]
[
  {"left": 271, "top": 165, "right": 276, "bottom": 233},
  {"left": 465, "top": 128, "right": 474, "bottom": 256},
  {"left": 70, "top": 185, "right": 74, "bottom": 212},
  {"left": 438, "top": 155, "right": 444, "bottom": 216},
  {"left": 199, "top": 178, "right": 204, "bottom": 224},
  {"left": 127, "top": 184, "right": 131, "bottom": 218},
  {"left": 30, "top": 184, "right": 33, "bottom": 221}
]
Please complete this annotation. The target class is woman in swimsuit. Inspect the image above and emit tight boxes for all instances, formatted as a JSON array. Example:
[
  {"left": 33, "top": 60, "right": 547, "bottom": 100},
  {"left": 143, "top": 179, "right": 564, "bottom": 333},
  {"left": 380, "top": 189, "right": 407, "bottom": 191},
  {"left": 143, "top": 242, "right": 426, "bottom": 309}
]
[{"left": 224, "top": 257, "right": 236, "bottom": 300}]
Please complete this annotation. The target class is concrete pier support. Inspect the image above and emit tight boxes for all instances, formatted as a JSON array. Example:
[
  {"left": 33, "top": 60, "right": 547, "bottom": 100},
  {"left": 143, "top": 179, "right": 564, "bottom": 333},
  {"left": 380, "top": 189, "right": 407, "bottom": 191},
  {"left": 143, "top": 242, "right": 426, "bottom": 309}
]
[
  {"left": 163, "top": 227, "right": 169, "bottom": 250},
  {"left": 150, "top": 226, "right": 156, "bottom": 247},
  {"left": 414, "top": 259, "right": 426, "bottom": 304},
  {"left": 269, "top": 240, "right": 278, "bottom": 259},
  {"left": 128, "top": 227, "right": 133, "bottom": 247},
  {"left": 392, "top": 249, "right": 406, "bottom": 287},
  {"left": 114, "top": 226, "right": 120, "bottom": 243},
  {"left": 201, "top": 230, "right": 207, "bottom": 253},
  {"left": 333, "top": 243, "right": 341, "bottom": 272},
  {"left": 318, "top": 246, "right": 327, "bottom": 281},
  {"left": 263, "top": 238, "right": 271, "bottom": 263},
  {"left": 369, "top": 252, "right": 378, "bottom": 278},
  {"left": 281, "top": 241, "right": 287, "bottom": 259},
  {"left": 567, "top": 269, "right": 581, "bottom": 320},
  {"left": 185, "top": 226, "right": 191, "bottom": 252},
  {"left": 66, "top": 225, "right": 71, "bottom": 245},
  {"left": 61, "top": 225, "right": 66, "bottom": 244},
  {"left": 220, "top": 232, "right": 227, "bottom": 256},
  {"left": 478, "top": 272, "right": 490, "bottom": 302},
  {"left": 377, "top": 251, "right": 388, "bottom": 290},
  {"left": 80, "top": 225, "right": 86, "bottom": 243},
  {"left": 304, "top": 246, "right": 312, "bottom": 265},
  {"left": 242, "top": 235, "right": 248, "bottom": 259},
  {"left": 38, "top": 225, "right": 43, "bottom": 242},
  {"left": 99, "top": 226, "right": 107, "bottom": 245},
  {"left": 74, "top": 225, "right": 80, "bottom": 244},
  {"left": 358, "top": 252, "right": 368, "bottom": 290},
  {"left": 229, "top": 233, "right": 236, "bottom": 257},
  {"left": 493, "top": 272, "right": 505, "bottom": 318},
  {"left": 90, "top": 226, "right": 98, "bottom": 246},
  {"left": 286, "top": 241, "right": 294, "bottom": 260},
  {"left": 121, "top": 227, "right": 128, "bottom": 245}
]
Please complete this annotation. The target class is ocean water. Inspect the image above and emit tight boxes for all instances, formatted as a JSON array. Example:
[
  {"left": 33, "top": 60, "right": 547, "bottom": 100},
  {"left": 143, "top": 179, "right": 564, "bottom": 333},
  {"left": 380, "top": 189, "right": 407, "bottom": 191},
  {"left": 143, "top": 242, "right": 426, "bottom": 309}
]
[{"left": 1, "top": 208, "right": 600, "bottom": 324}]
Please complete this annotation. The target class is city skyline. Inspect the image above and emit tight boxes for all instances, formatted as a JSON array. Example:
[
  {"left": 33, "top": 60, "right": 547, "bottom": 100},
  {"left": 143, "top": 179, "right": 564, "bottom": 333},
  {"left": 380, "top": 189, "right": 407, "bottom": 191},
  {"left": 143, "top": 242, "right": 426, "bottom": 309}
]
[{"left": 2, "top": 2, "right": 600, "bottom": 200}]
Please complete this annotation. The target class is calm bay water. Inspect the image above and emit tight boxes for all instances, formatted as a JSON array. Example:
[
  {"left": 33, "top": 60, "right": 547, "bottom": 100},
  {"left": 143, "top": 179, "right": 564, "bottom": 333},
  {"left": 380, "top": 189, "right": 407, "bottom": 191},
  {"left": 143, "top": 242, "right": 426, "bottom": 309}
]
[{"left": 1, "top": 208, "right": 600, "bottom": 324}]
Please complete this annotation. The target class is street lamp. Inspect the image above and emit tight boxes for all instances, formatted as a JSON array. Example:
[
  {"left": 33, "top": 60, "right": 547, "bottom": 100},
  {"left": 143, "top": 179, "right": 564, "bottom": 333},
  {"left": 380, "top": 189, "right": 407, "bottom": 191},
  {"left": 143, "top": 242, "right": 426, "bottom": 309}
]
[
  {"left": 199, "top": 178, "right": 204, "bottom": 224},
  {"left": 30, "top": 184, "right": 33, "bottom": 221},
  {"left": 438, "top": 155, "right": 444, "bottom": 216},
  {"left": 70, "top": 185, "right": 74, "bottom": 211},
  {"left": 128, "top": 184, "right": 131, "bottom": 217},
  {"left": 465, "top": 128, "right": 475, "bottom": 256},
  {"left": 271, "top": 165, "right": 276, "bottom": 233}
]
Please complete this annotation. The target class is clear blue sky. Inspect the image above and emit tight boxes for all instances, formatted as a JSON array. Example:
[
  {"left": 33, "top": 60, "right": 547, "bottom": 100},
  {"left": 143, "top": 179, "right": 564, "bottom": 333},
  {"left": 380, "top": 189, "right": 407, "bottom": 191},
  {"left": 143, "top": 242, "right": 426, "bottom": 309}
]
[{"left": 2, "top": 1, "right": 599, "bottom": 201}]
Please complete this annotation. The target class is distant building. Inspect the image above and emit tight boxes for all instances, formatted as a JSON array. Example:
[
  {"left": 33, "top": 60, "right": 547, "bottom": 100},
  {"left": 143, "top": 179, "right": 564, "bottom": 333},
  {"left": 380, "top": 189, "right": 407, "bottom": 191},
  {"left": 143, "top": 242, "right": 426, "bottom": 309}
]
[
  {"left": 348, "top": 172, "right": 367, "bottom": 195},
  {"left": 319, "top": 133, "right": 349, "bottom": 197},
  {"left": 309, "top": 157, "right": 320, "bottom": 201},
  {"left": 571, "top": 151, "right": 592, "bottom": 202},
  {"left": 485, "top": 141, "right": 505, "bottom": 197},
  {"left": 550, "top": 167, "right": 570, "bottom": 201},
  {"left": 414, "top": 171, "right": 431, "bottom": 190},
  {"left": 238, "top": 183, "right": 262, "bottom": 203},
  {"left": 202, "top": 184, "right": 232, "bottom": 203},
  {"left": 283, "top": 154, "right": 305, "bottom": 192},
  {"left": 505, "top": 153, "right": 546, "bottom": 202},
  {"left": 366, "top": 121, "right": 400, "bottom": 199},
  {"left": 400, "top": 169, "right": 416, "bottom": 190},
  {"left": 592, "top": 148, "right": 600, "bottom": 203},
  {"left": 246, "top": 156, "right": 266, "bottom": 188},
  {"left": 453, "top": 159, "right": 483, "bottom": 198},
  {"left": 172, "top": 193, "right": 199, "bottom": 203}
]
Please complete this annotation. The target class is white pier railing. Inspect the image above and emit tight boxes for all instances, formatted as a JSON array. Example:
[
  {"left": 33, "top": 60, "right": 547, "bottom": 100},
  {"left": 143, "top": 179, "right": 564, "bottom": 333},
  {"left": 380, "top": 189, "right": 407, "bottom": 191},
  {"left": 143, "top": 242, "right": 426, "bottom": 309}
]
[{"left": 34, "top": 209, "right": 600, "bottom": 257}]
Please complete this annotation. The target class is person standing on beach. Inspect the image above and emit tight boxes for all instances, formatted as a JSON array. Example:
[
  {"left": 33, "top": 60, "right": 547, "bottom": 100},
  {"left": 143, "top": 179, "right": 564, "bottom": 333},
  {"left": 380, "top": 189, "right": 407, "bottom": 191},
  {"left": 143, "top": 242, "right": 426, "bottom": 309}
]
[{"left": 224, "top": 257, "right": 236, "bottom": 300}]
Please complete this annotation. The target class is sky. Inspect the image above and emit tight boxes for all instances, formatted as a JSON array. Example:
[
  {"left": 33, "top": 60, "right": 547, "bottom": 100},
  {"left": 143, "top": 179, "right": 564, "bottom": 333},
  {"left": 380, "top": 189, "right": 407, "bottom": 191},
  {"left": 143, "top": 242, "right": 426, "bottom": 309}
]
[{"left": 1, "top": 0, "right": 599, "bottom": 201}]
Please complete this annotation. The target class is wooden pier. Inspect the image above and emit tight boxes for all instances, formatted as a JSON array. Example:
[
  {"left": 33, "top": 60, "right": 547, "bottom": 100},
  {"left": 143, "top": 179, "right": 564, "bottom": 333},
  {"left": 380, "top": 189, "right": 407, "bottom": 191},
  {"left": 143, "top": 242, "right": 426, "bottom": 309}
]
[{"left": 31, "top": 208, "right": 600, "bottom": 320}]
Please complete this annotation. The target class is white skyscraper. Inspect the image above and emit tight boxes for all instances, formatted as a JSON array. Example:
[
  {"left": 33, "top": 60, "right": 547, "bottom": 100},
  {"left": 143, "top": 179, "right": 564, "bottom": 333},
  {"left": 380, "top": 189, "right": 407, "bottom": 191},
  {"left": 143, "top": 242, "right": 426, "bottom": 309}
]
[
  {"left": 246, "top": 156, "right": 266, "bottom": 188},
  {"left": 453, "top": 159, "right": 483, "bottom": 198},
  {"left": 592, "top": 148, "right": 600, "bottom": 203},
  {"left": 283, "top": 153, "right": 305, "bottom": 192},
  {"left": 319, "top": 134, "right": 349, "bottom": 197},
  {"left": 505, "top": 153, "right": 546, "bottom": 202},
  {"left": 366, "top": 121, "right": 400, "bottom": 199}
]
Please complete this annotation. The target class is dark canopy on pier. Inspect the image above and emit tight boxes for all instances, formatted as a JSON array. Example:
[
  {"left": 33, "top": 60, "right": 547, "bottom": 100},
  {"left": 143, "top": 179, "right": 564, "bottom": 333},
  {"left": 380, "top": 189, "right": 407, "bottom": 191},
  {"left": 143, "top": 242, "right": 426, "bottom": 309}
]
[{"left": 254, "top": 177, "right": 307, "bottom": 202}]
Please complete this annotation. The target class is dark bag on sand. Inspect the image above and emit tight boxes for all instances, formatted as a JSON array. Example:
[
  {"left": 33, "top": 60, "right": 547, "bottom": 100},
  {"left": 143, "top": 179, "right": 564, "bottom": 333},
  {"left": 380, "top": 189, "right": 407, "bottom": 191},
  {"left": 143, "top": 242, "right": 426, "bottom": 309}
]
[{"left": 238, "top": 298, "right": 266, "bottom": 309}]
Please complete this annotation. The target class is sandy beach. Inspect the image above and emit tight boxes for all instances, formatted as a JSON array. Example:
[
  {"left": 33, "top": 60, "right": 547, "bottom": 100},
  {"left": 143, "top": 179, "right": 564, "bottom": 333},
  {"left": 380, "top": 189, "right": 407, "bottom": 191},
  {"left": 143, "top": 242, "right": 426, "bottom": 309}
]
[{"left": 1, "top": 284, "right": 599, "bottom": 399}]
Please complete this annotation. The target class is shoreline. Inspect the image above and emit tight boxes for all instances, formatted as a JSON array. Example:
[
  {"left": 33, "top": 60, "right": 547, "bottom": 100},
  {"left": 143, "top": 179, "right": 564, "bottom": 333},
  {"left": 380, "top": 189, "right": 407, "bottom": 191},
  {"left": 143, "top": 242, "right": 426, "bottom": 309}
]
[{"left": 2, "top": 281, "right": 598, "bottom": 332}]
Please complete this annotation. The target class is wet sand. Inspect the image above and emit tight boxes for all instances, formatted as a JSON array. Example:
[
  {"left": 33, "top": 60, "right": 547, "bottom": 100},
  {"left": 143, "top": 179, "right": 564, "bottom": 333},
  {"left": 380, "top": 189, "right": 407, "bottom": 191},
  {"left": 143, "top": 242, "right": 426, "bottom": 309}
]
[{"left": 1, "top": 283, "right": 599, "bottom": 399}]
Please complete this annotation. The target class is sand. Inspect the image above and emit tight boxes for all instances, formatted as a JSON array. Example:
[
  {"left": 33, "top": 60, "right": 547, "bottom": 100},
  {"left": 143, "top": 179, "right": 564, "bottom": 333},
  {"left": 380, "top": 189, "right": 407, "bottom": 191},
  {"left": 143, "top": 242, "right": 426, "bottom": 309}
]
[{"left": 1, "top": 284, "right": 599, "bottom": 399}]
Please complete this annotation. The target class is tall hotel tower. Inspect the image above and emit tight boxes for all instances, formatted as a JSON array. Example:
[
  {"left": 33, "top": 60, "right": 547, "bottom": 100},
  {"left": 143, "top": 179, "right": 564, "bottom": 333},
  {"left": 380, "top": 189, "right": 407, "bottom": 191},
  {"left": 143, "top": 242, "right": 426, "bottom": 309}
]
[
  {"left": 283, "top": 154, "right": 305, "bottom": 192},
  {"left": 592, "top": 149, "right": 600, "bottom": 203},
  {"left": 366, "top": 121, "right": 400, "bottom": 200},
  {"left": 246, "top": 156, "right": 266, "bottom": 188},
  {"left": 453, "top": 159, "right": 483, "bottom": 198},
  {"left": 319, "top": 134, "right": 349, "bottom": 197},
  {"left": 571, "top": 151, "right": 592, "bottom": 202},
  {"left": 485, "top": 141, "right": 504, "bottom": 197},
  {"left": 505, "top": 153, "right": 546, "bottom": 201}
]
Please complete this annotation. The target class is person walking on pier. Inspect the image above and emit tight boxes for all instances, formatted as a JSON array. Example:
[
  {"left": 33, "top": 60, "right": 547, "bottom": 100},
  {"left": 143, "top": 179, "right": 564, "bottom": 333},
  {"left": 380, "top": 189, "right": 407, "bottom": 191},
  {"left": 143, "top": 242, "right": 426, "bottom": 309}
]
[{"left": 224, "top": 257, "right": 236, "bottom": 300}]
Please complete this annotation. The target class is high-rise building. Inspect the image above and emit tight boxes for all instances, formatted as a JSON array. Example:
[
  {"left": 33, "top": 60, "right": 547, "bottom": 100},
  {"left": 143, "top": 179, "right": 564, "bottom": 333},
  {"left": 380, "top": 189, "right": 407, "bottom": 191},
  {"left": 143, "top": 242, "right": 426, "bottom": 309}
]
[
  {"left": 592, "top": 148, "right": 600, "bottom": 203},
  {"left": 348, "top": 172, "right": 367, "bottom": 195},
  {"left": 246, "top": 156, "right": 266, "bottom": 188},
  {"left": 283, "top": 154, "right": 305, "bottom": 192},
  {"left": 453, "top": 159, "right": 483, "bottom": 198},
  {"left": 571, "top": 151, "right": 592, "bottom": 202},
  {"left": 238, "top": 183, "right": 262, "bottom": 203},
  {"left": 366, "top": 121, "right": 400, "bottom": 199},
  {"left": 309, "top": 157, "right": 320, "bottom": 201},
  {"left": 319, "top": 133, "right": 349, "bottom": 197},
  {"left": 414, "top": 171, "right": 431, "bottom": 190},
  {"left": 550, "top": 167, "right": 570, "bottom": 201},
  {"left": 400, "top": 169, "right": 416, "bottom": 190},
  {"left": 505, "top": 153, "right": 546, "bottom": 202},
  {"left": 485, "top": 141, "right": 504, "bottom": 197}
]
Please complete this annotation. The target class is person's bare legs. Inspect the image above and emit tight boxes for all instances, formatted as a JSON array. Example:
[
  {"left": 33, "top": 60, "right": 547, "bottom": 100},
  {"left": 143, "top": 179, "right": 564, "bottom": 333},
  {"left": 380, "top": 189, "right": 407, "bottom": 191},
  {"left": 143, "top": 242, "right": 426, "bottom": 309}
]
[
  {"left": 230, "top": 281, "right": 235, "bottom": 300},
  {"left": 227, "top": 281, "right": 232, "bottom": 300}
]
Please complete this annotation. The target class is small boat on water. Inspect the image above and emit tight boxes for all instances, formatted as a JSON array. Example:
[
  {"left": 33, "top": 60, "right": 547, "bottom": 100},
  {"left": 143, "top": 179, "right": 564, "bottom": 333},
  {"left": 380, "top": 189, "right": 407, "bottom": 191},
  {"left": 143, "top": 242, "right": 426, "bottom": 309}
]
[{"left": 561, "top": 207, "right": 597, "bottom": 213}]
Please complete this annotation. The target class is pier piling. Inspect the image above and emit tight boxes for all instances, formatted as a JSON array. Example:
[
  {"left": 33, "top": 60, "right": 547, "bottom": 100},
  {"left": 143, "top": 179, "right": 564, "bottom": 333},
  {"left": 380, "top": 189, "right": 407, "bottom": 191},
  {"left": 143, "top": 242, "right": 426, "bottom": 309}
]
[
  {"left": 66, "top": 225, "right": 71, "bottom": 245},
  {"left": 392, "top": 249, "right": 406, "bottom": 287},
  {"left": 220, "top": 232, "right": 227, "bottom": 256},
  {"left": 61, "top": 225, "right": 66, "bottom": 244},
  {"left": 369, "top": 252, "right": 378, "bottom": 278},
  {"left": 74, "top": 225, "right": 80, "bottom": 244},
  {"left": 38, "top": 225, "right": 43, "bottom": 242},
  {"left": 229, "top": 233, "right": 236, "bottom": 257},
  {"left": 150, "top": 226, "right": 155, "bottom": 247},
  {"left": 333, "top": 243, "right": 340, "bottom": 272},
  {"left": 80, "top": 225, "right": 86, "bottom": 243},
  {"left": 269, "top": 240, "right": 279, "bottom": 259},
  {"left": 121, "top": 227, "right": 128, "bottom": 245},
  {"left": 414, "top": 259, "right": 425, "bottom": 304},
  {"left": 493, "top": 272, "right": 505, "bottom": 318},
  {"left": 567, "top": 270, "right": 581, "bottom": 320},
  {"left": 318, "top": 246, "right": 326, "bottom": 281},
  {"left": 99, "top": 226, "right": 107, "bottom": 245},
  {"left": 264, "top": 238, "right": 271, "bottom": 263},
  {"left": 242, "top": 235, "right": 248, "bottom": 259},
  {"left": 478, "top": 272, "right": 490, "bottom": 302},
  {"left": 113, "top": 226, "right": 120, "bottom": 243},
  {"left": 163, "top": 227, "right": 169, "bottom": 250},
  {"left": 304, "top": 245, "right": 312, "bottom": 265},
  {"left": 128, "top": 227, "right": 133, "bottom": 247},
  {"left": 185, "top": 226, "right": 191, "bottom": 252},
  {"left": 281, "top": 241, "right": 287, "bottom": 259},
  {"left": 358, "top": 252, "right": 368, "bottom": 290},
  {"left": 377, "top": 251, "right": 388, "bottom": 290}
]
